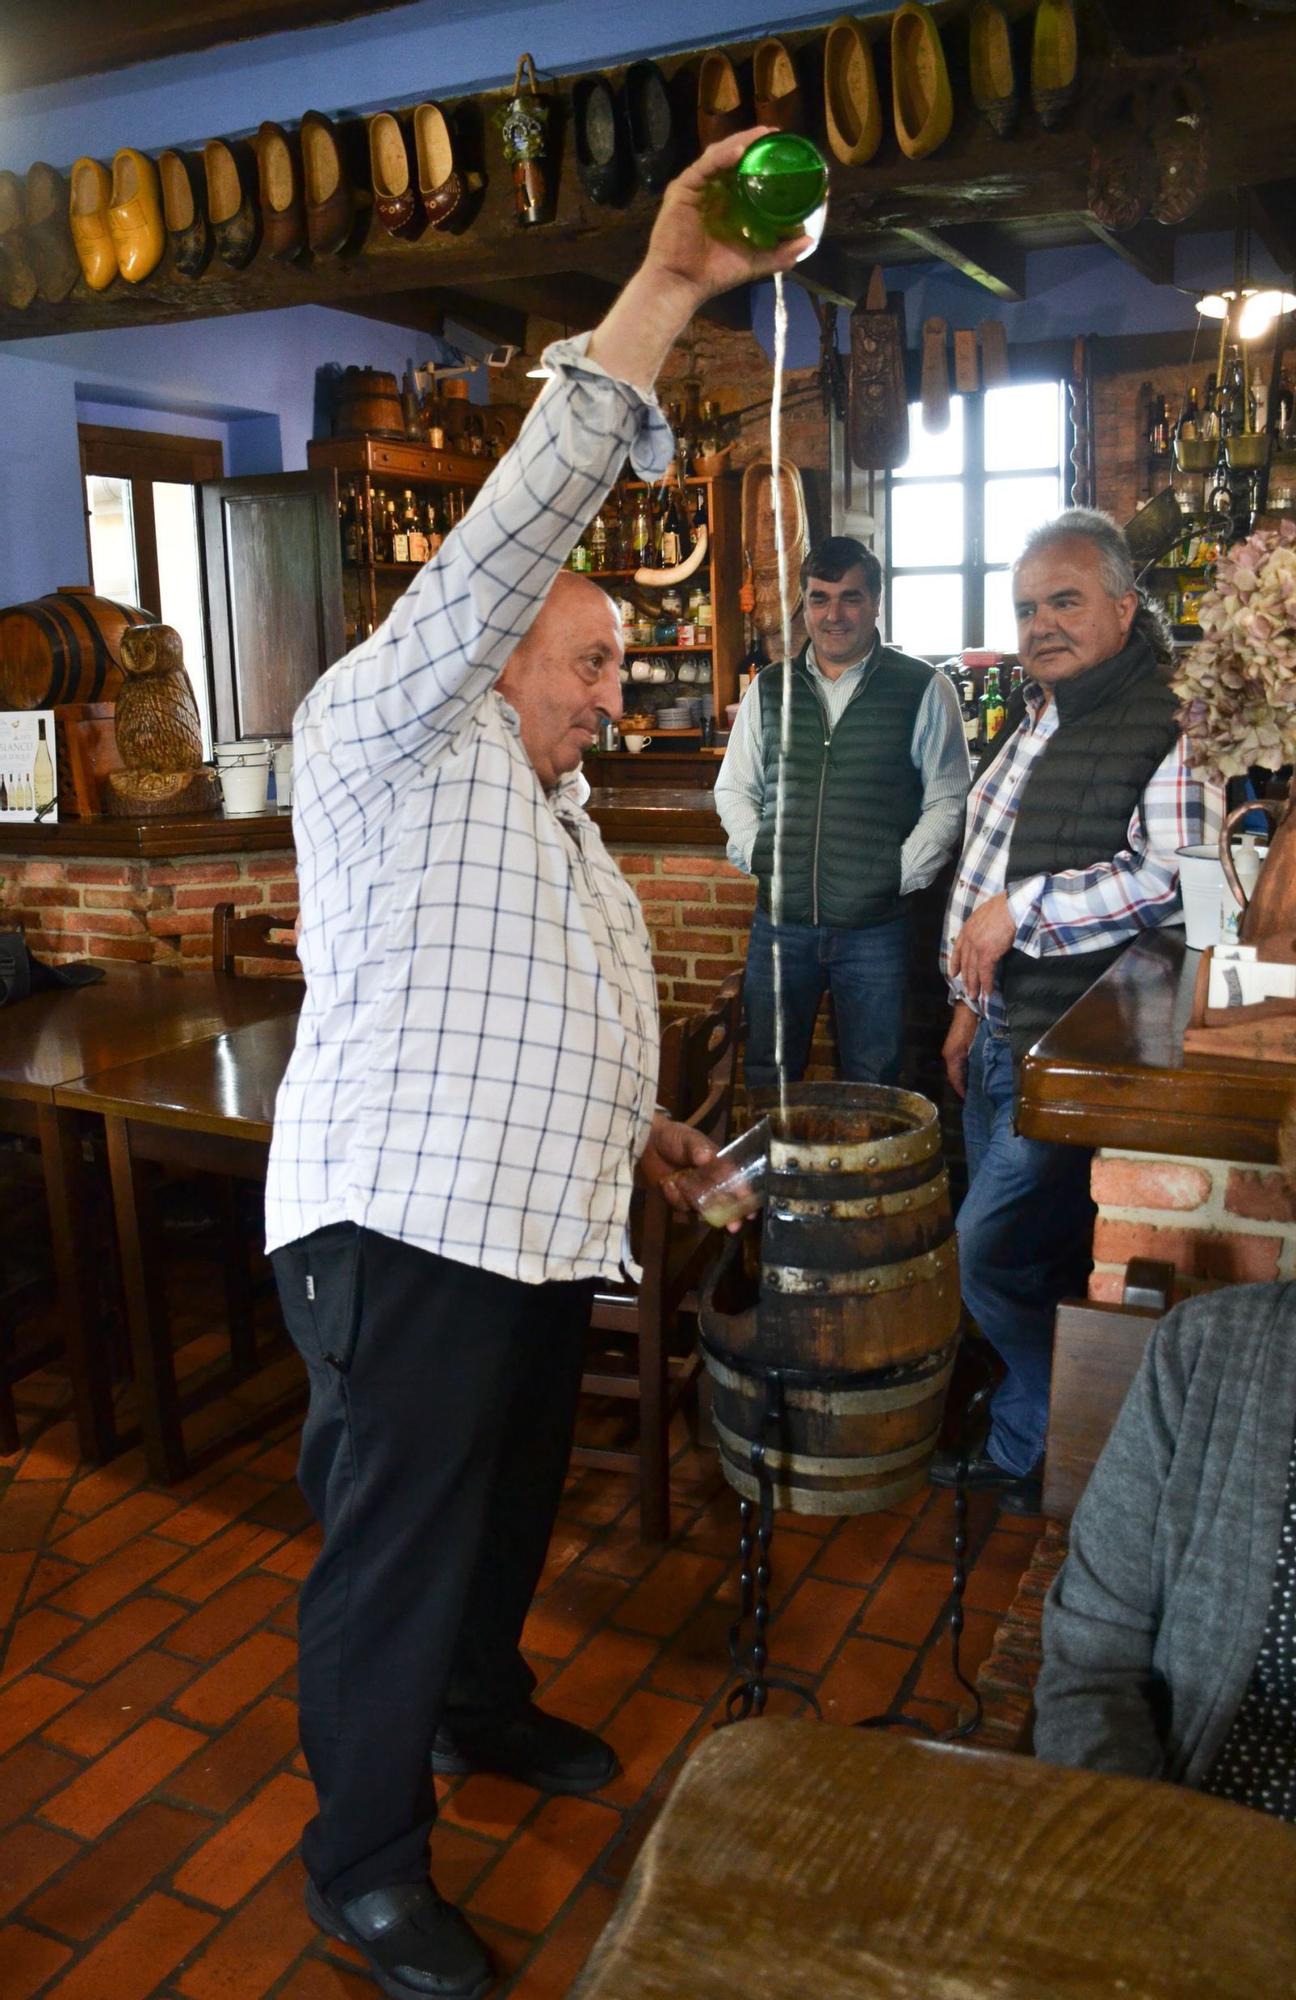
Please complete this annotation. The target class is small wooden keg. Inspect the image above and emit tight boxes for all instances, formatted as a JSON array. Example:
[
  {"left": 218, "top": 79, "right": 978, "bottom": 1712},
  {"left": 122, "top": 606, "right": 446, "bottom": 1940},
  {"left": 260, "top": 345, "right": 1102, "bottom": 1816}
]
[
  {"left": 332, "top": 367, "right": 405, "bottom": 440},
  {"left": 700, "top": 1084, "right": 960, "bottom": 1515},
  {"left": 0, "top": 587, "right": 153, "bottom": 710}
]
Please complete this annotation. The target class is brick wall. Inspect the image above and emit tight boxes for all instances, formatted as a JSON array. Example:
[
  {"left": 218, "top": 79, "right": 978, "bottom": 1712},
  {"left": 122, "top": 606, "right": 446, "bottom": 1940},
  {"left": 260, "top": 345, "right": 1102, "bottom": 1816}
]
[
  {"left": 1089, "top": 1148, "right": 1296, "bottom": 1300},
  {"left": 0, "top": 852, "right": 299, "bottom": 973}
]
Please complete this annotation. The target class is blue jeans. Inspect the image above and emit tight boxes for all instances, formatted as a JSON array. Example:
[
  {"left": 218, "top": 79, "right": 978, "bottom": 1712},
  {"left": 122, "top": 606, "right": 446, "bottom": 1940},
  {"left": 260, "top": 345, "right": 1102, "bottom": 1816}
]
[
  {"left": 742, "top": 905, "right": 908, "bottom": 1088},
  {"left": 957, "top": 1023, "right": 1095, "bottom": 1477}
]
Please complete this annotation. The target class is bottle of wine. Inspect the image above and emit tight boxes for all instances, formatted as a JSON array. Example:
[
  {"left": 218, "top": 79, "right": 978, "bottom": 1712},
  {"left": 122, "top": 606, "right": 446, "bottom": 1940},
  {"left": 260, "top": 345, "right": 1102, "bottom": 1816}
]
[
  {"left": 979, "top": 666, "right": 1006, "bottom": 749},
  {"left": 1179, "top": 384, "right": 1199, "bottom": 442},
  {"left": 424, "top": 497, "right": 442, "bottom": 556},
  {"left": 32, "top": 719, "right": 54, "bottom": 811},
  {"left": 631, "top": 492, "right": 652, "bottom": 560}
]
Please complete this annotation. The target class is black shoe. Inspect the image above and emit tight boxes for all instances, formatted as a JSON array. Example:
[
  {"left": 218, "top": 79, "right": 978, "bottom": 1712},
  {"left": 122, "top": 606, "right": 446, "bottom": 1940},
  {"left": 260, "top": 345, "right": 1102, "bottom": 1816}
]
[
  {"left": 305, "top": 1879, "right": 492, "bottom": 2000},
  {"left": 571, "top": 75, "right": 632, "bottom": 206},
  {"left": 431, "top": 1702, "right": 619, "bottom": 1794},
  {"left": 623, "top": 60, "right": 678, "bottom": 191},
  {"left": 929, "top": 1446, "right": 1043, "bottom": 1514}
]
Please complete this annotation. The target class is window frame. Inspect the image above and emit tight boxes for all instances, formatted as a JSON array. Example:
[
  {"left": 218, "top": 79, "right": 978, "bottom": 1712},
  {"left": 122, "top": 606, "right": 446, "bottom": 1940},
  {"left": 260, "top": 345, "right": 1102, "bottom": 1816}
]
[
  {"left": 79, "top": 423, "right": 223, "bottom": 620},
  {"left": 884, "top": 381, "right": 1070, "bottom": 656}
]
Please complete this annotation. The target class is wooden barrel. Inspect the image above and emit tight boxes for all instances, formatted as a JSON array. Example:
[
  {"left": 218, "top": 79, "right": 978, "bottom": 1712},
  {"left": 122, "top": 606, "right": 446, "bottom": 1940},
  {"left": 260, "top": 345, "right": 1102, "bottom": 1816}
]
[
  {"left": 700, "top": 1083, "right": 960, "bottom": 1515},
  {"left": 0, "top": 587, "right": 153, "bottom": 709},
  {"left": 332, "top": 366, "right": 405, "bottom": 440}
]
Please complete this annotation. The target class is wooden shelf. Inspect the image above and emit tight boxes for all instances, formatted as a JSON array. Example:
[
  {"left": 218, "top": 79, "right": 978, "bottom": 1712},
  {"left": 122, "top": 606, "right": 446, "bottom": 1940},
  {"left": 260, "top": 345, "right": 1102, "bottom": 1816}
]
[
  {"left": 308, "top": 436, "right": 490, "bottom": 487},
  {"left": 624, "top": 643, "right": 713, "bottom": 654}
]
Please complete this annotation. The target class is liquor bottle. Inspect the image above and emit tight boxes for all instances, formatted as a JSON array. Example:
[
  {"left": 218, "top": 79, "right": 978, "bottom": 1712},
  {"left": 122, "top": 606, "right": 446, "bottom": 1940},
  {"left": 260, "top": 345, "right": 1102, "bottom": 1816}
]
[
  {"left": 569, "top": 525, "right": 591, "bottom": 573},
  {"left": 392, "top": 505, "right": 410, "bottom": 565},
  {"left": 341, "top": 482, "right": 360, "bottom": 564},
  {"left": 1201, "top": 374, "right": 1220, "bottom": 441},
  {"left": 589, "top": 510, "right": 608, "bottom": 569},
  {"left": 424, "top": 497, "right": 442, "bottom": 556},
  {"left": 708, "top": 133, "right": 828, "bottom": 255},
  {"left": 32, "top": 719, "right": 54, "bottom": 811},
  {"left": 1009, "top": 662, "right": 1024, "bottom": 694},
  {"left": 697, "top": 399, "right": 721, "bottom": 460},
  {"left": 0, "top": 771, "right": 7, "bottom": 813},
  {"left": 1178, "top": 384, "right": 1199, "bottom": 442},
  {"left": 979, "top": 666, "right": 1006, "bottom": 749},
  {"left": 659, "top": 486, "right": 687, "bottom": 567},
  {"left": 631, "top": 492, "right": 652, "bottom": 560}
]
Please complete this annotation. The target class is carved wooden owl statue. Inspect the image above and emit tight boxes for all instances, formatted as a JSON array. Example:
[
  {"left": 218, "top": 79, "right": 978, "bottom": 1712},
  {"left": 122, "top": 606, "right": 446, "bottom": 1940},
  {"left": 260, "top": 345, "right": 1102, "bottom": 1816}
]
[{"left": 104, "top": 622, "right": 220, "bottom": 817}]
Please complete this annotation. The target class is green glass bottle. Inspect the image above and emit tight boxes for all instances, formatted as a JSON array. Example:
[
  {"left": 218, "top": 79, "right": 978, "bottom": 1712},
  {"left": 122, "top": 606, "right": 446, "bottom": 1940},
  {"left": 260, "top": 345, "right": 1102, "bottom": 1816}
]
[{"left": 709, "top": 134, "right": 829, "bottom": 255}]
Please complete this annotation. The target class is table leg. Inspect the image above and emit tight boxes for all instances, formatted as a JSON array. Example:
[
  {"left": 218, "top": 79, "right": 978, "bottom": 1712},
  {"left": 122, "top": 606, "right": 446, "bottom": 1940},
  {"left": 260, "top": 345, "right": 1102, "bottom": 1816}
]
[
  {"left": 104, "top": 1113, "right": 187, "bottom": 1483},
  {"left": 36, "top": 1103, "right": 119, "bottom": 1464},
  {"left": 218, "top": 1178, "right": 257, "bottom": 1378}
]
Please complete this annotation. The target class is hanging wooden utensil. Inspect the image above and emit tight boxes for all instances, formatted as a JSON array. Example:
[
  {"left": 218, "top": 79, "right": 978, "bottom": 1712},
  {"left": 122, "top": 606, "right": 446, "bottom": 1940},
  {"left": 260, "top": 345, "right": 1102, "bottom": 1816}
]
[
  {"left": 953, "top": 328, "right": 979, "bottom": 395},
  {"left": 742, "top": 458, "right": 809, "bottom": 645},
  {"left": 495, "top": 53, "right": 553, "bottom": 226},
  {"left": 979, "top": 318, "right": 1010, "bottom": 388},
  {"left": 921, "top": 317, "right": 950, "bottom": 433},
  {"left": 848, "top": 265, "right": 909, "bottom": 471}
]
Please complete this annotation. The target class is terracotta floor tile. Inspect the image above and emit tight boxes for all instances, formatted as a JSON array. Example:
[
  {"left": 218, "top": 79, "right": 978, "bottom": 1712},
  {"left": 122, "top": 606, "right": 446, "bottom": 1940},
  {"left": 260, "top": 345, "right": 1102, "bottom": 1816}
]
[
  {"left": 0, "top": 1920, "right": 74, "bottom": 1998},
  {"left": 579, "top": 1526, "right": 659, "bottom": 1581},
  {"left": 172, "top": 1770, "right": 315, "bottom": 1910},
  {"left": 600, "top": 1688, "right": 702, "bottom": 1806},
  {"left": 245, "top": 1484, "right": 312, "bottom": 1535},
  {"left": 610, "top": 1551, "right": 724, "bottom": 1639},
  {"left": 914, "top": 1607, "right": 1000, "bottom": 1707},
  {"left": 45, "top": 1593, "right": 184, "bottom": 1685},
  {"left": 0, "top": 1669, "right": 80, "bottom": 1755},
  {"left": 0, "top": 1739, "right": 80, "bottom": 1831},
  {"left": 537, "top": 1527, "right": 592, "bottom": 1593},
  {"left": 759, "top": 1575, "right": 864, "bottom": 1676},
  {"left": 0, "top": 1606, "right": 83, "bottom": 1687},
  {"left": 13, "top": 1420, "right": 79, "bottom": 1485},
  {"left": 559, "top": 1469, "right": 636, "bottom": 1528},
  {"left": 522, "top": 1572, "right": 627, "bottom": 1661},
  {"left": 52, "top": 1490, "right": 179, "bottom": 1567},
  {"left": 42, "top": 1648, "right": 198, "bottom": 1759},
  {"left": 171, "top": 1631, "right": 297, "bottom": 1728},
  {"left": 158, "top": 1473, "right": 279, "bottom": 1549},
  {"left": 22, "top": 1554, "right": 80, "bottom": 1607},
  {"left": 242, "top": 1439, "right": 301, "bottom": 1483},
  {"left": 809, "top": 1510, "right": 911, "bottom": 1588},
  {"left": 24, "top": 1801, "right": 205, "bottom": 1942},
  {"left": 0, "top": 1817, "right": 80, "bottom": 1918},
  {"left": 963, "top": 1530, "right": 1033, "bottom": 1617},
  {"left": 0, "top": 1480, "right": 66, "bottom": 1553},
  {"left": 47, "top": 1534, "right": 183, "bottom": 1619},
  {"left": 645, "top": 1597, "right": 733, "bottom": 1704},
  {"left": 438, "top": 1772, "right": 537, "bottom": 1839},
  {"left": 163, "top": 1574, "right": 294, "bottom": 1664},
  {"left": 469, "top": 1794, "right": 620, "bottom": 1933},
  {"left": 41, "top": 1888, "right": 218, "bottom": 2000},
  {"left": 274, "top": 1955, "right": 376, "bottom": 2000},
  {"left": 43, "top": 1716, "right": 207, "bottom": 1838},
  {"left": 257, "top": 1525, "right": 321, "bottom": 1583},
  {"left": 858, "top": 1555, "right": 956, "bottom": 1647},
  {"left": 62, "top": 1448, "right": 149, "bottom": 1519},
  {"left": 542, "top": 1628, "right": 658, "bottom": 1733},
  {"left": 503, "top": 1878, "right": 617, "bottom": 1999},
  {"left": 0, "top": 1549, "right": 35, "bottom": 1628},
  {"left": 174, "top": 1853, "right": 315, "bottom": 2000},
  {"left": 162, "top": 1523, "right": 290, "bottom": 1604},
  {"left": 429, "top": 1822, "right": 499, "bottom": 1903},
  {"left": 816, "top": 1636, "right": 916, "bottom": 1725},
  {"left": 165, "top": 1694, "right": 300, "bottom": 1815},
  {"left": 900, "top": 1487, "right": 1001, "bottom": 1563}
]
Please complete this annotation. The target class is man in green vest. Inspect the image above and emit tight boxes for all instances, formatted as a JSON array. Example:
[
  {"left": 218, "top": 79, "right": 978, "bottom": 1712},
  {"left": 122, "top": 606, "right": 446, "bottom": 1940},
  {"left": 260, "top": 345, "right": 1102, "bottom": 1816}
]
[{"left": 715, "top": 536, "right": 969, "bottom": 1087}]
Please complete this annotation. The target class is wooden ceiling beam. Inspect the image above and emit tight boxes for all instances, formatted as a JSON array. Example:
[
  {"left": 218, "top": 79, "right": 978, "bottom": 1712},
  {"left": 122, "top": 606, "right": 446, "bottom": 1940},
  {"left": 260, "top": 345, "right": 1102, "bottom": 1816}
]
[
  {"left": 893, "top": 224, "right": 1026, "bottom": 299},
  {"left": 1084, "top": 219, "right": 1177, "bottom": 286},
  {"left": 1248, "top": 183, "right": 1296, "bottom": 284}
]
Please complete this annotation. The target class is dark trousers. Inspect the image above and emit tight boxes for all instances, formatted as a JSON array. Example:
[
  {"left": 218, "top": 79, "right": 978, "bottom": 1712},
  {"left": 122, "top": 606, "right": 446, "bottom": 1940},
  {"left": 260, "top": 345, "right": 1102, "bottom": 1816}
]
[{"left": 272, "top": 1222, "right": 594, "bottom": 1900}]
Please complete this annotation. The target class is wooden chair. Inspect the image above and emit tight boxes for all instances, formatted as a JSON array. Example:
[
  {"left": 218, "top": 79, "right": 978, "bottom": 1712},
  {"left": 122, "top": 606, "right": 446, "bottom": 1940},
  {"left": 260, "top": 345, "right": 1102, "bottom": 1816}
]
[
  {"left": 974, "top": 1258, "right": 1175, "bottom": 1750},
  {"left": 211, "top": 902, "right": 300, "bottom": 977},
  {"left": 575, "top": 973, "right": 743, "bottom": 1543}
]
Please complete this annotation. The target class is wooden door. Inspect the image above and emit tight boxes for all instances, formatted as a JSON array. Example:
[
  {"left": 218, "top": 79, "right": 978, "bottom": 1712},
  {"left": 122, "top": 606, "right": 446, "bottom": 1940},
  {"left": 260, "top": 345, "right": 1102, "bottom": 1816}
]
[{"left": 201, "top": 470, "right": 344, "bottom": 742}]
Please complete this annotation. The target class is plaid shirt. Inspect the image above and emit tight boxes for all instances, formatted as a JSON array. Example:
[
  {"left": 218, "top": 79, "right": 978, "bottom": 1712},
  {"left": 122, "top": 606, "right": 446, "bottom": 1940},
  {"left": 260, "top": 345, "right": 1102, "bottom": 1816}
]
[
  {"left": 265, "top": 336, "right": 671, "bottom": 1281},
  {"left": 941, "top": 680, "right": 1220, "bottom": 1031}
]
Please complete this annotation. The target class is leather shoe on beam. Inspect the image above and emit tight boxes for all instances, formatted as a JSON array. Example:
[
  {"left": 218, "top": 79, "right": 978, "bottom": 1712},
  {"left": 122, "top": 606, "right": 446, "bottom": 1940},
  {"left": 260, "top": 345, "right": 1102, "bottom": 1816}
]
[
  {"left": 369, "top": 110, "right": 421, "bottom": 238},
  {"left": 432, "top": 1703, "right": 618, "bottom": 1794},
  {"left": 203, "top": 137, "right": 261, "bottom": 269},
  {"left": 303, "top": 109, "right": 366, "bottom": 257},
  {"left": 158, "top": 149, "right": 211, "bottom": 279},
  {"left": 24, "top": 163, "right": 79, "bottom": 301},
  {"left": 572, "top": 74, "right": 631, "bottom": 207},
  {"left": 753, "top": 37, "right": 805, "bottom": 134},
  {"left": 305, "top": 1879, "right": 491, "bottom": 2000},
  {"left": 623, "top": 61, "right": 678, "bottom": 192},
  {"left": 255, "top": 121, "right": 306, "bottom": 260},
  {"left": 413, "top": 102, "right": 473, "bottom": 230},
  {"left": 0, "top": 171, "right": 38, "bottom": 308},
  {"left": 697, "top": 49, "right": 746, "bottom": 151}
]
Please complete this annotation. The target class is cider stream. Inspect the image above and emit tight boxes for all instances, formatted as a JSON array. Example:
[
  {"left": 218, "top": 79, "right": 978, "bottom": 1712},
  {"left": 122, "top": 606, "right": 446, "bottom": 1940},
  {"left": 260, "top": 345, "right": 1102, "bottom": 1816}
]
[{"left": 767, "top": 271, "right": 796, "bottom": 1126}]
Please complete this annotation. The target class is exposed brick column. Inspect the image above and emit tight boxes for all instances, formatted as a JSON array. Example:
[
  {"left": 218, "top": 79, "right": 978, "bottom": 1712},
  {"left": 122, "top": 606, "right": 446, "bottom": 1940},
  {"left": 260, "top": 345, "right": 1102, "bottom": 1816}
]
[
  {"left": 1089, "top": 1148, "right": 1296, "bottom": 1299},
  {"left": 0, "top": 852, "right": 299, "bottom": 973}
]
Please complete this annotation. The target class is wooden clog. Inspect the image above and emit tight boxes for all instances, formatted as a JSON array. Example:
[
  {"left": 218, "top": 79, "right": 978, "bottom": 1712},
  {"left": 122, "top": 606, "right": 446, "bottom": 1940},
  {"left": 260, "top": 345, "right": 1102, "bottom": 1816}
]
[
  {"left": 23, "top": 163, "right": 79, "bottom": 301},
  {"left": 892, "top": 2, "right": 954, "bottom": 160},
  {"left": 108, "top": 148, "right": 164, "bottom": 284},
  {"left": 753, "top": 38, "right": 804, "bottom": 134},
  {"left": 969, "top": 0, "right": 1021, "bottom": 139},
  {"left": 157, "top": 150, "right": 212, "bottom": 279},
  {"left": 979, "top": 318, "right": 1010, "bottom": 389},
  {"left": 68, "top": 156, "right": 117, "bottom": 291},
  {"left": 1031, "top": 0, "right": 1078, "bottom": 130},
  {"left": 697, "top": 50, "right": 745, "bottom": 150},
  {"left": 368, "top": 111, "right": 419, "bottom": 238},
  {"left": 848, "top": 266, "right": 909, "bottom": 471},
  {"left": 254, "top": 123, "right": 305, "bottom": 262},
  {"left": 823, "top": 18, "right": 883, "bottom": 166},
  {"left": 203, "top": 137, "right": 261, "bottom": 270}
]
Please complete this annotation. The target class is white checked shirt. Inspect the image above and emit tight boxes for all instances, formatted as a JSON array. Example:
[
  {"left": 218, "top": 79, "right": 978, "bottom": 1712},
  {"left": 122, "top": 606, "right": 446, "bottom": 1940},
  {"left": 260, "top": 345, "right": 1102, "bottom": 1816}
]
[
  {"left": 264, "top": 336, "right": 672, "bottom": 1282},
  {"left": 941, "top": 678, "right": 1220, "bottom": 1032}
]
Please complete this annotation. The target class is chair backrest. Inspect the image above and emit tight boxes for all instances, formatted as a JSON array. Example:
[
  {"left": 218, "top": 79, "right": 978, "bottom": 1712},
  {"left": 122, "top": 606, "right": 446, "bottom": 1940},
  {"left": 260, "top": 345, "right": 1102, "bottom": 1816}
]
[
  {"left": 660, "top": 971, "right": 743, "bottom": 1143},
  {"left": 211, "top": 901, "right": 300, "bottom": 978},
  {"left": 1042, "top": 1302, "right": 1161, "bottom": 1525}
]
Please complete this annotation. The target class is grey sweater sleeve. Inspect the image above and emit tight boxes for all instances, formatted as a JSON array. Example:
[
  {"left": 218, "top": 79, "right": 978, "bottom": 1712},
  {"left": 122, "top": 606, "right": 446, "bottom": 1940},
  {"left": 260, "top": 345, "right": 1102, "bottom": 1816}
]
[{"left": 1033, "top": 1313, "right": 1190, "bottom": 1778}]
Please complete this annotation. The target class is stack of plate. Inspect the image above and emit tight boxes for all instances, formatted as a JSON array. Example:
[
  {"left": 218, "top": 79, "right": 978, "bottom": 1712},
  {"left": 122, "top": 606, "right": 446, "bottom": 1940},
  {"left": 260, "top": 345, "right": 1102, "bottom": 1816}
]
[{"left": 656, "top": 704, "right": 695, "bottom": 729}]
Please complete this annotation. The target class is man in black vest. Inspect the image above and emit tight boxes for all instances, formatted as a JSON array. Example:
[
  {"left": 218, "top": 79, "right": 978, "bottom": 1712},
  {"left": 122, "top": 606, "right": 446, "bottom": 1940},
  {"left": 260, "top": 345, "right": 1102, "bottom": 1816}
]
[
  {"left": 715, "top": 537, "right": 969, "bottom": 1087},
  {"left": 931, "top": 509, "right": 1214, "bottom": 1509}
]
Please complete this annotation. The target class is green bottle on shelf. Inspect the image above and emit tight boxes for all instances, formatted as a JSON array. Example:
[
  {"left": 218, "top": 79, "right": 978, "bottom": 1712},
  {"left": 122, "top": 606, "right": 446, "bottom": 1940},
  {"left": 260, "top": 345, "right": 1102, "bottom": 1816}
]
[{"left": 707, "top": 134, "right": 829, "bottom": 257}]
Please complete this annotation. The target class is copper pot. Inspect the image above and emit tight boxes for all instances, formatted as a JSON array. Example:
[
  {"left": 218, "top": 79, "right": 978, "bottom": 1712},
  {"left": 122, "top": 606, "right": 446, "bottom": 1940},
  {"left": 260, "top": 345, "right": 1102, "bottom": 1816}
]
[{"left": 1220, "top": 775, "right": 1296, "bottom": 945}]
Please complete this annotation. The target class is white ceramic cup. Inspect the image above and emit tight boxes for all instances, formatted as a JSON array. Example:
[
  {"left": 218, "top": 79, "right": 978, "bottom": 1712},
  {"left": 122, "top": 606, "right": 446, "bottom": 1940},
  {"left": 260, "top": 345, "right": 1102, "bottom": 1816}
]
[
  {"left": 214, "top": 740, "right": 271, "bottom": 816},
  {"left": 624, "top": 733, "right": 652, "bottom": 754},
  {"left": 1177, "top": 844, "right": 1228, "bottom": 949},
  {"left": 630, "top": 660, "right": 653, "bottom": 683},
  {"left": 650, "top": 663, "right": 669, "bottom": 683},
  {"left": 272, "top": 741, "right": 294, "bottom": 809}
]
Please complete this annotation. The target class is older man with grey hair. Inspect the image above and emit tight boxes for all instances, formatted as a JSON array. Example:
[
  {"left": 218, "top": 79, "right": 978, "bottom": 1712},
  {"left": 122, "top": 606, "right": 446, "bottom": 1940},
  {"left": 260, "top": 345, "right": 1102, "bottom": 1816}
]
[{"left": 929, "top": 507, "right": 1217, "bottom": 1511}]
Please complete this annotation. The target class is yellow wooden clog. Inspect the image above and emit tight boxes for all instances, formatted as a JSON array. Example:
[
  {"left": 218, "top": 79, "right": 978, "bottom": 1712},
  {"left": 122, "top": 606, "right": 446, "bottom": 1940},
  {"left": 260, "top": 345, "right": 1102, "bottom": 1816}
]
[
  {"left": 108, "top": 147, "right": 164, "bottom": 284},
  {"left": 892, "top": 1, "right": 954, "bottom": 160},
  {"left": 68, "top": 156, "right": 116, "bottom": 291},
  {"left": 824, "top": 17, "right": 883, "bottom": 166},
  {"left": 1032, "top": 0, "right": 1078, "bottom": 130}
]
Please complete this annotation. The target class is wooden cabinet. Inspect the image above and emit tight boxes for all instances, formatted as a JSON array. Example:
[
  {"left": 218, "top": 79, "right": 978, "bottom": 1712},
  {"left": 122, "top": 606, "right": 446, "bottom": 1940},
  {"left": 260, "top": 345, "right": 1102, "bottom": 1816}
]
[
  {"left": 587, "top": 473, "right": 742, "bottom": 738},
  {"left": 307, "top": 435, "right": 491, "bottom": 648}
]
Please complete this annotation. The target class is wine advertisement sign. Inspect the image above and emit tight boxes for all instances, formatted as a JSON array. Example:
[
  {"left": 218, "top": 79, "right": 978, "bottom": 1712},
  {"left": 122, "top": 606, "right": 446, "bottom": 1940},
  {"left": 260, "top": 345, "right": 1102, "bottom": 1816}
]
[{"left": 0, "top": 709, "right": 58, "bottom": 824}]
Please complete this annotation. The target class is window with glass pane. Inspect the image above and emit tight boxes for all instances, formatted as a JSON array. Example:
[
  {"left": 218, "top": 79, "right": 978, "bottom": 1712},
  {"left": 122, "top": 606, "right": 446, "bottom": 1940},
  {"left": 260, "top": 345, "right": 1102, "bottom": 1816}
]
[
  {"left": 885, "top": 380, "right": 1068, "bottom": 657},
  {"left": 86, "top": 476, "right": 139, "bottom": 605}
]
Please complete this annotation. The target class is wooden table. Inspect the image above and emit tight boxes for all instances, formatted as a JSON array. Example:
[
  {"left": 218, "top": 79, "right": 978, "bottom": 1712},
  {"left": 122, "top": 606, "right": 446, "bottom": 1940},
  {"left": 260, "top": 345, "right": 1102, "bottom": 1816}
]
[
  {"left": 572, "top": 1720, "right": 1296, "bottom": 1999},
  {"left": 55, "top": 1011, "right": 301, "bottom": 1481},
  {"left": 0, "top": 965, "right": 300, "bottom": 1462},
  {"left": 1018, "top": 928, "right": 1296, "bottom": 1164}
]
